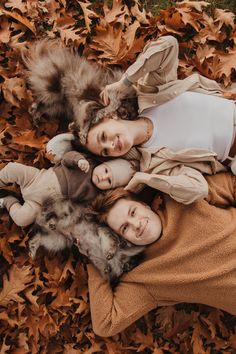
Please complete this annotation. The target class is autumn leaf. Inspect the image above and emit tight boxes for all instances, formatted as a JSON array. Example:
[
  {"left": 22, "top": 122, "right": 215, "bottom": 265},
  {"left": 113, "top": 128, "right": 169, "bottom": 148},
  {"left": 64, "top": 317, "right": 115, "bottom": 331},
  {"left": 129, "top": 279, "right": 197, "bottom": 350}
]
[
  {"left": 0, "top": 0, "right": 236, "bottom": 352},
  {"left": 13, "top": 130, "right": 48, "bottom": 149},
  {"left": 0, "top": 9, "right": 36, "bottom": 34},
  {"left": 77, "top": 1, "right": 99, "bottom": 32},
  {"left": 214, "top": 8, "right": 235, "bottom": 29},
  {"left": 0, "top": 265, "right": 33, "bottom": 306},
  {"left": 4, "top": 0, "right": 27, "bottom": 14}
]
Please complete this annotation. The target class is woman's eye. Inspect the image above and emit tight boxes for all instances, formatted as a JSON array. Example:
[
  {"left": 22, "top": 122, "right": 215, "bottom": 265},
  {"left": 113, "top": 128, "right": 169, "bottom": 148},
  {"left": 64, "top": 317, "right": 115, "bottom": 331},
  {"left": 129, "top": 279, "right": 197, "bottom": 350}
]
[
  {"left": 102, "top": 132, "right": 106, "bottom": 141},
  {"left": 103, "top": 149, "right": 108, "bottom": 156},
  {"left": 122, "top": 225, "right": 128, "bottom": 234},
  {"left": 131, "top": 208, "right": 136, "bottom": 216}
]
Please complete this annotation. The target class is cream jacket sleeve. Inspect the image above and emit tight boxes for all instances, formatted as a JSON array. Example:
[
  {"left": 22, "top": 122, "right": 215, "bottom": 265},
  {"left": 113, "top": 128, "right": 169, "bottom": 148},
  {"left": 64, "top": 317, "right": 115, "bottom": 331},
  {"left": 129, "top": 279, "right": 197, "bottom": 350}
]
[
  {"left": 87, "top": 265, "right": 157, "bottom": 337},
  {"left": 129, "top": 165, "right": 209, "bottom": 204},
  {"left": 123, "top": 35, "right": 179, "bottom": 86}
]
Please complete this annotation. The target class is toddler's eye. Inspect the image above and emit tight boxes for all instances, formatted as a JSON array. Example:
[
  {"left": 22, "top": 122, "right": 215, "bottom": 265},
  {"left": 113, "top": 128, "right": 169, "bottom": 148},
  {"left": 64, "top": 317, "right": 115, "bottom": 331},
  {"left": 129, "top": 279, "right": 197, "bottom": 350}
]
[
  {"left": 105, "top": 168, "right": 108, "bottom": 173},
  {"left": 108, "top": 178, "right": 111, "bottom": 185}
]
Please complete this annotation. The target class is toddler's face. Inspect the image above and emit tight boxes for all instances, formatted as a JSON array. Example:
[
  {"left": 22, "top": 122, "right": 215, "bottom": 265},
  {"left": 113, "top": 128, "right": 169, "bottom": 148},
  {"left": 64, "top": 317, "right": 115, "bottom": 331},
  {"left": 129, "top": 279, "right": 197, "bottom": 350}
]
[{"left": 92, "top": 164, "right": 112, "bottom": 190}]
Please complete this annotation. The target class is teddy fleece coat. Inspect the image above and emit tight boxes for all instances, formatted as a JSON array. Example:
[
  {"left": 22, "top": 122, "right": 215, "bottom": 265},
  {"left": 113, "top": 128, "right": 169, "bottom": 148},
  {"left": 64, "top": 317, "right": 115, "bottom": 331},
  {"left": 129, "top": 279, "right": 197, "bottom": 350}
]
[{"left": 88, "top": 172, "right": 236, "bottom": 337}]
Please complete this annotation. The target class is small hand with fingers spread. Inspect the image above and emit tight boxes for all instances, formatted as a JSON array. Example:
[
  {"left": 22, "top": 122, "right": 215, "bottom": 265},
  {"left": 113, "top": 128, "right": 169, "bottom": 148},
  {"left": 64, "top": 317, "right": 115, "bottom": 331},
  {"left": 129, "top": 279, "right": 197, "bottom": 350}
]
[{"left": 78, "top": 158, "right": 90, "bottom": 173}]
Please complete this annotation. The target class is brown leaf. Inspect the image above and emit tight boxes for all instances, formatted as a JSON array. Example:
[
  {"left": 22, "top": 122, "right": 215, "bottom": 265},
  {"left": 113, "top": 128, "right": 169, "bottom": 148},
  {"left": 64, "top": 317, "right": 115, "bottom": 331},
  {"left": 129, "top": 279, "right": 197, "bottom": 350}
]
[
  {"left": 0, "top": 17, "right": 11, "bottom": 43},
  {"left": 131, "top": 1, "right": 151, "bottom": 25},
  {"left": 90, "top": 23, "right": 126, "bottom": 62},
  {"left": 2, "top": 77, "right": 27, "bottom": 108},
  {"left": 103, "top": 0, "right": 130, "bottom": 27},
  {"left": 13, "top": 130, "right": 48, "bottom": 150},
  {"left": 1, "top": 9, "right": 36, "bottom": 34},
  {"left": 178, "top": 0, "right": 209, "bottom": 12},
  {"left": 78, "top": 1, "right": 99, "bottom": 32},
  {"left": 0, "top": 265, "right": 33, "bottom": 306},
  {"left": 214, "top": 8, "right": 235, "bottom": 29},
  {"left": 191, "top": 322, "right": 207, "bottom": 354},
  {"left": 5, "top": 0, "right": 27, "bottom": 14}
]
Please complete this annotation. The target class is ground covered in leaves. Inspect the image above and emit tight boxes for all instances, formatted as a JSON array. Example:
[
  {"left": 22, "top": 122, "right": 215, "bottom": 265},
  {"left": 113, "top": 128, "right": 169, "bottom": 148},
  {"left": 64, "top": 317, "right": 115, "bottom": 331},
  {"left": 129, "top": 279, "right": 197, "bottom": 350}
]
[{"left": 0, "top": 0, "right": 236, "bottom": 353}]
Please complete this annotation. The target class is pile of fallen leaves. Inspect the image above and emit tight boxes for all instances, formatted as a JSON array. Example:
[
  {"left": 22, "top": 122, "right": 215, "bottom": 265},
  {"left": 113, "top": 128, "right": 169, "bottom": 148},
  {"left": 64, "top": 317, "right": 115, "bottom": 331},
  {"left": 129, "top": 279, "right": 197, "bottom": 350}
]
[{"left": 0, "top": 0, "right": 236, "bottom": 353}]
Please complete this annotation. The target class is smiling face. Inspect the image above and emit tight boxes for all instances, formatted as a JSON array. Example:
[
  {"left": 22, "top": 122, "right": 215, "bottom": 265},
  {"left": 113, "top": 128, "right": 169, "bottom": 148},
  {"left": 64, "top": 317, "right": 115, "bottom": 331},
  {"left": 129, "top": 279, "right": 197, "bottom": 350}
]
[
  {"left": 106, "top": 198, "right": 162, "bottom": 245},
  {"left": 92, "top": 163, "right": 112, "bottom": 190},
  {"left": 86, "top": 118, "right": 134, "bottom": 157}
]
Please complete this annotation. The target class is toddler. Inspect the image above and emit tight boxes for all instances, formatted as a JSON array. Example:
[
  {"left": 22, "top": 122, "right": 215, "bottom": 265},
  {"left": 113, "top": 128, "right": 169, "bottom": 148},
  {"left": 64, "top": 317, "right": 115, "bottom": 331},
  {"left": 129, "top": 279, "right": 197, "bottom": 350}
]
[{"left": 0, "top": 149, "right": 136, "bottom": 227}]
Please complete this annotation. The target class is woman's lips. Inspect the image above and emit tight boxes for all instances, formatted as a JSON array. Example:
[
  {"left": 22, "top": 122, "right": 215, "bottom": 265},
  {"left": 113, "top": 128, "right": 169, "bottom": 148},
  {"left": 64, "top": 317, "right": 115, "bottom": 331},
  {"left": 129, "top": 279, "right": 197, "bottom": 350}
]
[{"left": 136, "top": 219, "right": 148, "bottom": 239}]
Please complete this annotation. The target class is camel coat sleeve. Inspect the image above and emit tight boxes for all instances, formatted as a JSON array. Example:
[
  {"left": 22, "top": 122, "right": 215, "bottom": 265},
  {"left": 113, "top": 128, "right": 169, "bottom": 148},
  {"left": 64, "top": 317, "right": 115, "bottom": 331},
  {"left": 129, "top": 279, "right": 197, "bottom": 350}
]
[{"left": 87, "top": 265, "right": 157, "bottom": 337}]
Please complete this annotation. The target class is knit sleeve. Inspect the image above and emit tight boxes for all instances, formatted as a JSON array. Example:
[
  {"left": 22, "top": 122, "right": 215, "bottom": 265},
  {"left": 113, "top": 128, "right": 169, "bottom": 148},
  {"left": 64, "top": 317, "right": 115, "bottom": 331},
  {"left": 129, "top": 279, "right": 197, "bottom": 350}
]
[
  {"left": 87, "top": 265, "right": 157, "bottom": 337},
  {"left": 205, "top": 172, "right": 236, "bottom": 207},
  {"left": 61, "top": 151, "right": 86, "bottom": 168}
]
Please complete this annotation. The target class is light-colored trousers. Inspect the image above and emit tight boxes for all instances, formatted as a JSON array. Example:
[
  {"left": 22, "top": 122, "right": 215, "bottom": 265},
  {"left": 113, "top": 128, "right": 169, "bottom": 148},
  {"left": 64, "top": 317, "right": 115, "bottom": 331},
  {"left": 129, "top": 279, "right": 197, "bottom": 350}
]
[{"left": 0, "top": 162, "right": 61, "bottom": 227}]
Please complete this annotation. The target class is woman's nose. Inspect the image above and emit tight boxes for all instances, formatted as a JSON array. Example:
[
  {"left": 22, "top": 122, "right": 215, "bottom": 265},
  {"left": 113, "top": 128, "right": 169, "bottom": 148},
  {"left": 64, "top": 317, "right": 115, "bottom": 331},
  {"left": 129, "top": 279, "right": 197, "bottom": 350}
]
[{"left": 104, "top": 140, "right": 115, "bottom": 150}]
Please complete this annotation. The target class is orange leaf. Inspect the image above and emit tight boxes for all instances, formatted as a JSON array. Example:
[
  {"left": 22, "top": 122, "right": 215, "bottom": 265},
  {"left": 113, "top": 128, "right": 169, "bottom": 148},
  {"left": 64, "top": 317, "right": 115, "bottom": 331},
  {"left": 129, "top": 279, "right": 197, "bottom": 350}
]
[
  {"left": 1, "top": 9, "right": 36, "bottom": 34},
  {"left": 13, "top": 130, "right": 48, "bottom": 150},
  {"left": 4, "top": 0, "right": 27, "bottom": 14},
  {"left": 0, "top": 265, "right": 33, "bottom": 306},
  {"left": 0, "top": 17, "right": 11, "bottom": 43},
  {"left": 214, "top": 8, "right": 235, "bottom": 29},
  {"left": 78, "top": 1, "right": 99, "bottom": 32}
]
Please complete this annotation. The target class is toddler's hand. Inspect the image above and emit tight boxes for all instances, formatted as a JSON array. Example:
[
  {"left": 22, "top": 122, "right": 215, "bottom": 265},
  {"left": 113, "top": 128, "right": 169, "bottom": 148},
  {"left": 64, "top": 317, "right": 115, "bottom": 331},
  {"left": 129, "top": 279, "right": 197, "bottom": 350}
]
[{"left": 78, "top": 159, "right": 90, "bottom": 173}]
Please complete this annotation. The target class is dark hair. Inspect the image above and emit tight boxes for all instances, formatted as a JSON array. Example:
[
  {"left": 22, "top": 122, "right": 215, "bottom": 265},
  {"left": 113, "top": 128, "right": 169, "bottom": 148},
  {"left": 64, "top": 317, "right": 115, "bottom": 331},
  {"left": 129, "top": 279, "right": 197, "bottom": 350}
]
[{"left": 71, "top": 136, "right": 104, "bottom": 165}]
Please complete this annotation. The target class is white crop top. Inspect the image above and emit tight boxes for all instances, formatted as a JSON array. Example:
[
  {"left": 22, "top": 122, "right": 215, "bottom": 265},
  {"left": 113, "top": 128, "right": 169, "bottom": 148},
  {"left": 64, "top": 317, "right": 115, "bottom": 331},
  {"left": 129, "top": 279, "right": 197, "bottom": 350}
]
[{"left": 141, "top": 91, "right": 235, "bottom": 161}]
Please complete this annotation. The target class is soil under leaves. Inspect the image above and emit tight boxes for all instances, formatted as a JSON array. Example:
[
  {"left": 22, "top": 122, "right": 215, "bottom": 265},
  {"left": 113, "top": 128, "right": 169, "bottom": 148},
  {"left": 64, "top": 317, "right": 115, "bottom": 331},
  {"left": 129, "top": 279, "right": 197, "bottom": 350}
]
[{"left": 0, "top": 0, "right": 236, "bottom": 353}]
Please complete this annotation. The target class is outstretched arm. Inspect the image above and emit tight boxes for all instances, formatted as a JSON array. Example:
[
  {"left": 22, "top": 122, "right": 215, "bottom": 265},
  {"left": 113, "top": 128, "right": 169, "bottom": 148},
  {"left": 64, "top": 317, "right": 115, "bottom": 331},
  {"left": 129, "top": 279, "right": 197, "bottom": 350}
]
[
  {"left": 125, "top": 165, "right": 209, "bottom": 205},
  {"left": 87, "top": 265, "right": 157, "bottom": 337}
]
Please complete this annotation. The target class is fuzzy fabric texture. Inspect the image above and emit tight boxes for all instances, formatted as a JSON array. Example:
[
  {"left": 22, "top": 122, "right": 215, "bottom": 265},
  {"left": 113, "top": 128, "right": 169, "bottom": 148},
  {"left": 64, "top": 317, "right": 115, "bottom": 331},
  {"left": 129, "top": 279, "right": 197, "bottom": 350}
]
[{"left": 22, "top": 39, "right": 138, "bottom": 145}]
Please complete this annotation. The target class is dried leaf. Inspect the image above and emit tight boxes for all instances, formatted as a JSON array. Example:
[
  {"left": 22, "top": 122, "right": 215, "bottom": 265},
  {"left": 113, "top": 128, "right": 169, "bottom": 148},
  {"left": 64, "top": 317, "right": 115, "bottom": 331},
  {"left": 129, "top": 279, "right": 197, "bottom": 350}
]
[
  {"left": 1, "top": 9, "right": 36, "bottom": 34},
  {"left": 0, "top": 265, "right": 33, "bottom": 306}
]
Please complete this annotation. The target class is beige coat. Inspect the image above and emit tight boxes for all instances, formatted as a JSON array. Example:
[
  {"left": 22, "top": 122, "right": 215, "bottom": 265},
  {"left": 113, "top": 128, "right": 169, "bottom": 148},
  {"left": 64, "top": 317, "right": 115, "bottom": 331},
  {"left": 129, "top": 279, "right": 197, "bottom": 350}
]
[
  {"left": 88, "top": 172, "right": 236, "bottom": 337},
  {"left": 122, "top": 35, "right": 235, "bottom": 204}
]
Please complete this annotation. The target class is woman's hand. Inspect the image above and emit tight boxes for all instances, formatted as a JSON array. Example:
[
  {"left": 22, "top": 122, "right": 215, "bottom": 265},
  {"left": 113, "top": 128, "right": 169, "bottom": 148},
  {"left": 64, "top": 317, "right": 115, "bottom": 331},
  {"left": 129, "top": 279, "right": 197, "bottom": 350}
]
[
  {"left": 100, "top": 79, "right": 129, "bottom": 106},
  {"left": 124, "top": 172, "right": 147, "bottom": 192},
  {"left": 78, "top": 159, "right": 90, "bottom": 173}
]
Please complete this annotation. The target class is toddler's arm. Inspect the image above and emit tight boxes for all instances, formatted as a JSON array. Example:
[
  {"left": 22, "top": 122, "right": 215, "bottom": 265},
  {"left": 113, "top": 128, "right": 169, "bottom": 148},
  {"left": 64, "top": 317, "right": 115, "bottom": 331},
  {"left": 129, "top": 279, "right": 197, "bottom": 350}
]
[{"left": 61, "top": 151, "right": 89, "bottom": 170}]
